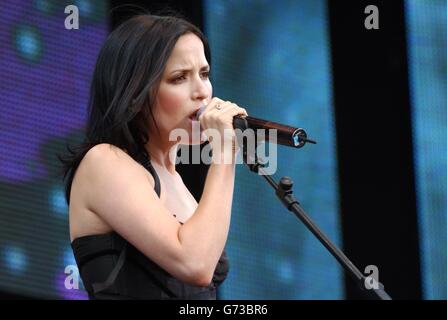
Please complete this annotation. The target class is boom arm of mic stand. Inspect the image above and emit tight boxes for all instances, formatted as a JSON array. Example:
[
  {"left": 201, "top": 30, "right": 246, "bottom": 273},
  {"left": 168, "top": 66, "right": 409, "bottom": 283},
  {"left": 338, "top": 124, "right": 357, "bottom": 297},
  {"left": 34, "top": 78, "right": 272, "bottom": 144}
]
[{"left": 239, "top": 141, "right": 392, "bottom": 300}]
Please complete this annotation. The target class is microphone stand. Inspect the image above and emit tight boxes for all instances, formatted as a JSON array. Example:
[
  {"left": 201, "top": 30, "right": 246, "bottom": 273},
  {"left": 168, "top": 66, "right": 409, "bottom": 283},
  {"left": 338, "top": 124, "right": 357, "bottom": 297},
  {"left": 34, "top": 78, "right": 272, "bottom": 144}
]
[{"left": 236, "top": 129, "right": 392, "bottom": 300}]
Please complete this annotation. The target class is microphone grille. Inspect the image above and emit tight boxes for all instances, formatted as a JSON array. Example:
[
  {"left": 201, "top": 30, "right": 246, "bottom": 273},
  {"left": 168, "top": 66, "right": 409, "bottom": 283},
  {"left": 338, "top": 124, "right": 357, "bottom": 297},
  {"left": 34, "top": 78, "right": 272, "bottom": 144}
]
[{"left": 195, "top": 103, "right": 206, "bottom": 121}]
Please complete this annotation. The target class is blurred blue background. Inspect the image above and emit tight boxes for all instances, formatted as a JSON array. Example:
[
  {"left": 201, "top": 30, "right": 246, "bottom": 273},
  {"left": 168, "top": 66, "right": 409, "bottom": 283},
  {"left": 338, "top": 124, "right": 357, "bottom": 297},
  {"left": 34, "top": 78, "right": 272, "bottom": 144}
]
[
  {"left": 0, "top": 0, "right": 107, "bottom": 299},
  {"left": 407, "top": 0, "right": 447, "bottom": 300}
]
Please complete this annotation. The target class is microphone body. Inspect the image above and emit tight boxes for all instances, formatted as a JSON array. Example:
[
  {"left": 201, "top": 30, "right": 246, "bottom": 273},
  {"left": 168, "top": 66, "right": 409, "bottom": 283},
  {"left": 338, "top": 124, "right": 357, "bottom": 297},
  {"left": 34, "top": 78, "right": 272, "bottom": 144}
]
[
  {"left": 233, "top": 116, "right": 308, "bottom": 148},
  {"left": 195, "top": 104, "right": 315, "bottom": 148}
]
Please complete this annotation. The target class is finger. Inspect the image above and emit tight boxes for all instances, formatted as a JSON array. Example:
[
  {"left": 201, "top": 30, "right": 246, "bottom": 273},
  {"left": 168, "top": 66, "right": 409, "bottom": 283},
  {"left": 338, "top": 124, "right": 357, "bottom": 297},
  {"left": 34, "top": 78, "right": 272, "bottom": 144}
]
[
  {"left": 220, "top": 104, "right": 247, "bottom": 117},
  {"left": 207, "top": 97, "right": 225, "bottom": 111},
  {"left": 204, "top": 100, "right": 233, "bottom": 119},
  {"left": 219, "top": 107, "right": 245, "bottom": 120},
  {"left": 198, "top": 97, "right": 225, "bottom": 121},
  {"left": 216, "top": 105, "right": 237, "bottom": 117},
  {"left": 235, "top": 107, "right": 248, "bottom": 117},
  {"left": 240, "top": 107, "right": 248, "bottom": 116}
]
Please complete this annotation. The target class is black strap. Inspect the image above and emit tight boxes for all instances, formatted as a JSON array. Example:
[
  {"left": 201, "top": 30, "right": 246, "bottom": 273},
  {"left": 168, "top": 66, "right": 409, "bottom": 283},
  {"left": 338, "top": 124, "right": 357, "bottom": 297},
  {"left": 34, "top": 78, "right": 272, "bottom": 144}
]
[
  {"left": 146, "top": 162, "right": 161, "bottom": 198},
  {"left": 139, "top": 153, "right": 161, "bottom": 198},
  {"left": 91, "top": 243, "right": 127, "bottom": 294}
]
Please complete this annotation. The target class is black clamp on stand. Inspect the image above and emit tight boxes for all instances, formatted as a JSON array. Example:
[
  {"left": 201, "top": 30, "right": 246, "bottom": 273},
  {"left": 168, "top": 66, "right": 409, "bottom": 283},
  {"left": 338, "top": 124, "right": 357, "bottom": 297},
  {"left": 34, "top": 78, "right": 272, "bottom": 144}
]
[{"left": 235, "top": 123, "right": 392, "bottom": 300}]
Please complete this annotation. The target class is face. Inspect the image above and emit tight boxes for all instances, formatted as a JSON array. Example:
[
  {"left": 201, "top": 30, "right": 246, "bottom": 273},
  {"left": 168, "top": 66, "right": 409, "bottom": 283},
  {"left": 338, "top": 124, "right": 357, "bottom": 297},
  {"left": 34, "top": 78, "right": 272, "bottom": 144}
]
[{"left": 149, "top": 33, "right": 212, "bottom": 145}]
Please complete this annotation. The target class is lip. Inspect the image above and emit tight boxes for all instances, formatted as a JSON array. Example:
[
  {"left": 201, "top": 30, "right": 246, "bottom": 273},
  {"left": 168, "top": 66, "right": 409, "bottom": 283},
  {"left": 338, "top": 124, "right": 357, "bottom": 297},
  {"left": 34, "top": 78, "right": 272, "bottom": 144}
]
[{"left": 188, "top": 108, "right": 201, "bottom": 120}]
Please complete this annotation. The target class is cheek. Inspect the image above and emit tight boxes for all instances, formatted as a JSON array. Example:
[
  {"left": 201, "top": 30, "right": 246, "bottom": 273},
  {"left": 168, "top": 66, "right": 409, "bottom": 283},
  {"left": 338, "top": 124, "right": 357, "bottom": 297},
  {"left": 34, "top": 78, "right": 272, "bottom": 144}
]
[
  {"left": 156, "top": 87, "right": 186, "bottom": 115},
  {"left": 151, "top": 85, "right": 190, "bottom": 133}
]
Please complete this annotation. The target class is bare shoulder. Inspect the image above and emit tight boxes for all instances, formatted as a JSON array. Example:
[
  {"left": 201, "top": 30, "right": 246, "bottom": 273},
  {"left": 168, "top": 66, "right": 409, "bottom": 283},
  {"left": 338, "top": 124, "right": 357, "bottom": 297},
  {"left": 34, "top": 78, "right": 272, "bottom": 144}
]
[
  {"left": 80, "top": 143, "right": 155, "bottom": 190},
  {"left": 82, "top": 143, "right": 139, "bottom": 173},
  {"left": 78, "top": 143, "right": 157, "bottom": 209},
  {"left": 69, "top": 143, "right": 155, "bottom": 240}
]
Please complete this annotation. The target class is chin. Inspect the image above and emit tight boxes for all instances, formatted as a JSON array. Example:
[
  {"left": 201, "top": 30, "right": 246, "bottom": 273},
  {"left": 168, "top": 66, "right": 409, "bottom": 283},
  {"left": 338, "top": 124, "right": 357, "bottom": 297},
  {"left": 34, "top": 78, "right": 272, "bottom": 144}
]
[{"left": 169, "top": 121, "right": 201, "bottom": 146}]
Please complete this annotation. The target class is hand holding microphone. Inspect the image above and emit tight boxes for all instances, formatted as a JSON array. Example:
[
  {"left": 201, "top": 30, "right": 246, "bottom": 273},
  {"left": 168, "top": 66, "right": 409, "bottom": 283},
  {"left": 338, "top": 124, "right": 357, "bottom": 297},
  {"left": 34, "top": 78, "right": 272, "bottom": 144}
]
[
  {"left": 195, "top": 98, "right": 316, "bottom": 149},
  {"left": 196, "top": 98, "right": 248, "bottom": 157},
  {"left": 197, "top": 98, "right": 248, "bottom": 133}
]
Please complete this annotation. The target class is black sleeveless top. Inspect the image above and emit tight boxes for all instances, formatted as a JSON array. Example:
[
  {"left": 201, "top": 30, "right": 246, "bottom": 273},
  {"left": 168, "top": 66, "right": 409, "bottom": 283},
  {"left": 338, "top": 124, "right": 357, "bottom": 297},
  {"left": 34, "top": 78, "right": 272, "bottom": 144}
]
[{"left": 71, "top": 155, "right": 229, "bottom": 300}]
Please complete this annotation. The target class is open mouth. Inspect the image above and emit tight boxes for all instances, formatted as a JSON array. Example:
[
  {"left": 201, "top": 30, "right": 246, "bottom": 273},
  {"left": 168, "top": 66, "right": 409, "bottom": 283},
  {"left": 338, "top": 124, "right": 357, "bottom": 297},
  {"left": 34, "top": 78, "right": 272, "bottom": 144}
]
[{"left": 189, "top": 110, "right": 199, "bottom": 121}]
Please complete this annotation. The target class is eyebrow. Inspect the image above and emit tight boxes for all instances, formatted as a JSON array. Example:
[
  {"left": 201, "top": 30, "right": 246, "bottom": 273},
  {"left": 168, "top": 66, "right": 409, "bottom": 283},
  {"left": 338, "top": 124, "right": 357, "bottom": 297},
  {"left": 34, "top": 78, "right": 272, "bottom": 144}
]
[{"left": 169, "top": 65, "right": 210, "bottom": 74}]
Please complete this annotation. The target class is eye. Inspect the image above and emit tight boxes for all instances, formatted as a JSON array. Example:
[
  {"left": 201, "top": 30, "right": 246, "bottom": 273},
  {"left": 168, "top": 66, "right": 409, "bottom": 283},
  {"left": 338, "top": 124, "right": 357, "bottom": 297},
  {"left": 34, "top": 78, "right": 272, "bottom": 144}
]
[
  {"left": 172, "top": 75, "right": 186, "bottom": 83},
  {"left": 201, "top": 71, "right": 210, "bottom": 79}
]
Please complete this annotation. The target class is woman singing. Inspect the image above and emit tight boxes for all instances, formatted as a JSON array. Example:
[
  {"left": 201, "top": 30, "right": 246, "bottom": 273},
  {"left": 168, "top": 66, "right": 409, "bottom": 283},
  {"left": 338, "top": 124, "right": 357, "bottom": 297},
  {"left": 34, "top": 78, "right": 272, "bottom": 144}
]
[{"left": 60, "top": 14, "right": 247, "bottom": 299}]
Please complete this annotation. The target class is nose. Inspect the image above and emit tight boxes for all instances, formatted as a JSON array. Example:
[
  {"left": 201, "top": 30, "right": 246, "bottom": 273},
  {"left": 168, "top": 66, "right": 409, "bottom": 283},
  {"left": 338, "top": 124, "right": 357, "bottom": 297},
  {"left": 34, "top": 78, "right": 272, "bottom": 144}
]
[{"left": 192, "top": 76, "right": 210, "bottom": 101}]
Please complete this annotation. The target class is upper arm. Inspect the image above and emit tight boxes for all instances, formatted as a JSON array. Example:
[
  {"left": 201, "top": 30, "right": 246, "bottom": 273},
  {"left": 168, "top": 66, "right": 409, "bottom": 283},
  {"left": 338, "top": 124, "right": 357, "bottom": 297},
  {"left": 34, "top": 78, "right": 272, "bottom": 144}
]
[{"left": 80, "top": 144, "right": 203, "bottom": 285}]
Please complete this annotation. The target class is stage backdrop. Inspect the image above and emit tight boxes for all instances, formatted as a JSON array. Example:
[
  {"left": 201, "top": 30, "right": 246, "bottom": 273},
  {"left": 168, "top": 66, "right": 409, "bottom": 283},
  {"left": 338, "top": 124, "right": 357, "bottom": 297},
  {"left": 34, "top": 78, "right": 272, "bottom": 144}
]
[
  {"left": 0, "top": 0, "right": 108, "bottom": 299},
  {"left": 407, "top": 0, "right": 447, "bottom": 300},
  {"left": 204, "top": 0, "right": 343, "bottom": 299}
]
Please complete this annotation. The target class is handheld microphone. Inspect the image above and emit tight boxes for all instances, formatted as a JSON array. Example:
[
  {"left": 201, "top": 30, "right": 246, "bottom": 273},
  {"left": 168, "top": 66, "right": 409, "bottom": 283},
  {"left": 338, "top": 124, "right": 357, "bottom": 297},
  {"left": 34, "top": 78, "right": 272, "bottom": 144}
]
[{"left": 195, "top": 104, "right": 316, "bottom": 148}]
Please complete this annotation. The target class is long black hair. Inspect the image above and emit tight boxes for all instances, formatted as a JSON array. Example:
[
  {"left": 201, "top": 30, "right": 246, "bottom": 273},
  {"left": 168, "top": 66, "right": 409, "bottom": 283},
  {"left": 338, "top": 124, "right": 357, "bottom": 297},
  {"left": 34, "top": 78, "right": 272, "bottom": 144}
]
[{"left": 58, "top": 14, "right": 211, "bottom": 205}]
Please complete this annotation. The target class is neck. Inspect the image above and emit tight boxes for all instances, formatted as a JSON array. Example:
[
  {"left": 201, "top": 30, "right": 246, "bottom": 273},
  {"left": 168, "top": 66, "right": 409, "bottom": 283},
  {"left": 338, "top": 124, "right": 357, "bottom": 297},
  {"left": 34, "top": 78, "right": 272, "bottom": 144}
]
[{"left": 144, "top": 137, "right": 179, "bottom": 175}]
